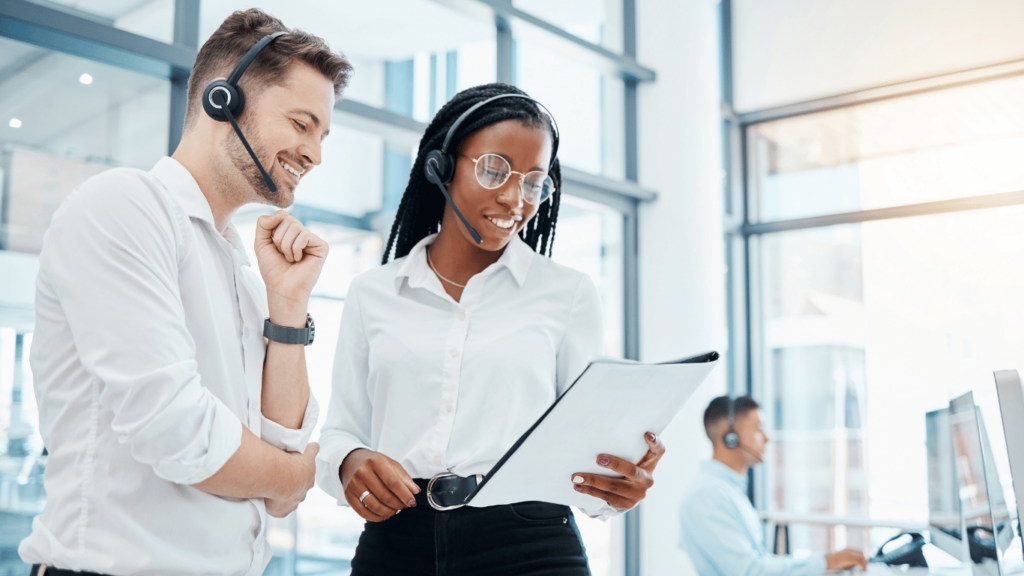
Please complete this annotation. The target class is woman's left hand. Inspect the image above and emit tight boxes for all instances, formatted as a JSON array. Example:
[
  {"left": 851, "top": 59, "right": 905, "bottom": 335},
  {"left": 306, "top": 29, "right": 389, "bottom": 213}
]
[{"left": 571, "top": 432, "right": 665, "bottom": 511}]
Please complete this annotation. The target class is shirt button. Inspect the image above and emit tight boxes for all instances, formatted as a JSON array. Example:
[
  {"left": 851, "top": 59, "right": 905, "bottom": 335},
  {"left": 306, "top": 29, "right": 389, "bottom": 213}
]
[
  {"left": 445, "top": 403, "right": 453, "bottom": 412},
  {"left": 458, "top": 312, "right": 466, "bottom": 321},
  {"left": 243, "top": 328, "right": 249, "bottom": 338},
  {"left": 450, "top": 348, "right": 458, "bottom": 357},
  {"left": 433, "top": 456, "right": 442, "bottom": 466}
]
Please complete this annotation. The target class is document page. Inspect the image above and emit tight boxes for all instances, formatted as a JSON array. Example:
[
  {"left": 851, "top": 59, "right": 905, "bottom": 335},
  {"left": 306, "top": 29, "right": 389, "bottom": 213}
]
[{"left": 468, "top": 353, "right": 719, "bottom": 509}]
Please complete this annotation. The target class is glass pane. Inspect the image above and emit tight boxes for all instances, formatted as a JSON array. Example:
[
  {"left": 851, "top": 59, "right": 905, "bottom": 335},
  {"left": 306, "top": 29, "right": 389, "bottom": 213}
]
[
  {"left": 198, "top": 0, "right": 495, "bottom": 122},
  {"left": 515, "top": 34, "right": 626, "bottom": 179},
  {"left": 758, "top": 204, "right": 1024, "bottom": 556},
  {"left": 512, "top": 0, "right": 624, "bottom": 52},
  {"left": 0, "top": 36, "right": 170, "bottom": 253},
  {"left": 750, "top": 74, "right": 1024, "bottom": 222},
  {"left": 25, "top": 0, "right": 175, "bottom": 43}
]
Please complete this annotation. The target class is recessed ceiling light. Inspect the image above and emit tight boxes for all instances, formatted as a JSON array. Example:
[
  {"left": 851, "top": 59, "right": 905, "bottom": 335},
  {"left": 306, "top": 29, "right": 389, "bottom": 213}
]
[
  {"left": 79, "top": 73, "right": 93, "bottom": 85},
  {"left": 9, "top": 118, "right": 22, "bottom": 128}
]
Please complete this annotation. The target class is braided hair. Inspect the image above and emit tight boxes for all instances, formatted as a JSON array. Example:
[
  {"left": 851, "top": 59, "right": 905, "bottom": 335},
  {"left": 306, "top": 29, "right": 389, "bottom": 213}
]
[{"left": 382, "top": 83, "right": 562, "bottom": 264}]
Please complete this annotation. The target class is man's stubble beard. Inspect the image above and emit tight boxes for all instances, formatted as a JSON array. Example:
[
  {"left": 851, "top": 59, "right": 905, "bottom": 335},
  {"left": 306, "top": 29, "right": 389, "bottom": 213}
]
[{"left": 223, "top": 115, "right": 294, "bottom": 208}]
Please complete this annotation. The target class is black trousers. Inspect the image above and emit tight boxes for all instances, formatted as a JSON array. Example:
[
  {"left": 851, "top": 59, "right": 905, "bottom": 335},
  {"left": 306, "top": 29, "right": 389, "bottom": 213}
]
[{"left": 349, "top": 497, "right": 592, "bottom": 576}]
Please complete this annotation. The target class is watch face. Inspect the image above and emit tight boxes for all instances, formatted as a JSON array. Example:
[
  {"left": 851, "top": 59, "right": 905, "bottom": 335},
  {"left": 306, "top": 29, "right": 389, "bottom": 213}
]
[{"left": 307, "top": 313, "right": 315, "bottom": 345}]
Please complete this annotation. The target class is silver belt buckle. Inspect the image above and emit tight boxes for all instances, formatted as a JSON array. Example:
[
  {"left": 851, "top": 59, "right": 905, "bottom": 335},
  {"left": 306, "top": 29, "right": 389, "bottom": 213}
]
[{"left": 426, "top": 472, "right": 482, "bottom": 511}]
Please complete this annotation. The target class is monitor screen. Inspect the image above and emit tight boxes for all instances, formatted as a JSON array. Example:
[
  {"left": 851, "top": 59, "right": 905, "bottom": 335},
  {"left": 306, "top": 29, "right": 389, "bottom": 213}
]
[
  {"left": 982, "top": 371, "right": 1024, "bottom": 574},
  {"left": 926, "top": 407, "right": 966, "bottom": 560},
  {"left": 949, "top": 391, "right": 1022, "bottom": 574}
]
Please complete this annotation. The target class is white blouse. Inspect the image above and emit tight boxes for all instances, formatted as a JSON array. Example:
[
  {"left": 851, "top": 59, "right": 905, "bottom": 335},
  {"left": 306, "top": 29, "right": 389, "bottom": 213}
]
[{"left": 316, "top": 233, "right": 612, "bottom": 516}]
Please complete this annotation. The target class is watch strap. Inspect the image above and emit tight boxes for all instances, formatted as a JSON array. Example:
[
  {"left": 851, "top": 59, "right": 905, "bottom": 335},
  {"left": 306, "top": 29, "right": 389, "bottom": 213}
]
[{"left": 263, "top": 314, "right": 314, "bottom": 345}]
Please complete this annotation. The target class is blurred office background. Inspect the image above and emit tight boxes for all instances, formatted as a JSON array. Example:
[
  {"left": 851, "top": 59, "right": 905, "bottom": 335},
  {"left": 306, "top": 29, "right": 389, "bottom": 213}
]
[{"left": 0, "top": 1, "right": 1023, "bottom": 575}]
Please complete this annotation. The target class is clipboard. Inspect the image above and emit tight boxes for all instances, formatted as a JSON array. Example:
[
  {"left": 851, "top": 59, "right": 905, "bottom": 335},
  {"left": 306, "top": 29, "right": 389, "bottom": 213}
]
[{"left": 465, "top": 351, "right": 719, "bottom": 509}]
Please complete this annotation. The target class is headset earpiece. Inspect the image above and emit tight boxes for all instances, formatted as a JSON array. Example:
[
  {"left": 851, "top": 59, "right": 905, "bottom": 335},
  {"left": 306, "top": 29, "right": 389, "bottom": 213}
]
[
  {"left": 203, "top": 80, "right": 245, "bottom": 122},
  {"left": 424, "top": 150, "right": 454, "bottom": 185},
  {"left": 723, "top": 397, "right": 740, "bottom": 449}
]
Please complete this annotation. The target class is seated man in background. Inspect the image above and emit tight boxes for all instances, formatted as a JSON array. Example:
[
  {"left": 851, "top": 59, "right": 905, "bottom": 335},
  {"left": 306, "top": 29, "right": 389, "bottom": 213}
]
[{"left": 680, "top": 396, "right": 868, "bottom": 575}]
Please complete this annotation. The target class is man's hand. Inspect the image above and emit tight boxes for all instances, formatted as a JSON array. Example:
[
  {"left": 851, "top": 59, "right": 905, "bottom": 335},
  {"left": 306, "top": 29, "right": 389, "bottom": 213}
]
[
  {"left": 340, "top": 449, "right": 420, "bottom": 522},
  {"left": 255, "top": 210, "right": 328, "bottom": 324},
  {"left": 825, "top": 549, "right": 868, "bottom": 571},
  {"left": 265, "top": 443, "right": 320, "bottom": 518},
  {"left": 570, "top": 432, "right": 665, "bottom": 511}
]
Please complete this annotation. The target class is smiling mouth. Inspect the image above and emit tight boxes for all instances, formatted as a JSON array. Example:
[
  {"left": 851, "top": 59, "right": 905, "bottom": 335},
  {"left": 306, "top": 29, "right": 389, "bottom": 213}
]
[
  {"left": 278, "top": 158, "right": 304, "bottom": 182},
  {"left": 485, "top": 215, "right": 519, "bottom": 230}
]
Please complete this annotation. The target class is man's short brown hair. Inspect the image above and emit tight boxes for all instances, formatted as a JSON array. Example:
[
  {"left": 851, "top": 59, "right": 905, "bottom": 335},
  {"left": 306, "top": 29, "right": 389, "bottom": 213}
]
[{"left": 184, "top": 9, "right": 352, "bottom": 131}]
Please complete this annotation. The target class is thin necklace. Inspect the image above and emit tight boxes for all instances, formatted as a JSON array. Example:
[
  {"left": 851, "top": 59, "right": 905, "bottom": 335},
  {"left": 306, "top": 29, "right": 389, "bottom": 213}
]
[{"left": 427, "top": 249, "right": 466, "bottom": 288}]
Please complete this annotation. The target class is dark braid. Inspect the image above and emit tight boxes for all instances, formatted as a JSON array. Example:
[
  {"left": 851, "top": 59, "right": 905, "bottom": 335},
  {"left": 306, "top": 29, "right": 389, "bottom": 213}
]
[{"left": 382, "top": 83, "right": 562, "bottom": 264}]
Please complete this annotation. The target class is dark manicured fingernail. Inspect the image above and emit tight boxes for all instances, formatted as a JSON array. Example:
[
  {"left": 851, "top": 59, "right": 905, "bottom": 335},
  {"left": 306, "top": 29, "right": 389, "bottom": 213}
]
[
  {"left": 408, "top": 499, "right": 417, "bottom": 507},
  {"left": 597, "top": 455, "right": 611, "bottom": 467},
  {"left": 646, "top": 432, "right": 657, "bottom": 442},
  {"left": 574, "top": 484, "right": 583, "bottom": 492}
]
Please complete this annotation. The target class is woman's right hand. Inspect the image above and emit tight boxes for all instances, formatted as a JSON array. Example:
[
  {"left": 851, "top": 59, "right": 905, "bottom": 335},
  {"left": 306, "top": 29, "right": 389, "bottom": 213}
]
[{"left": 340, "top": 449, "right": 421, "bottom": 522}]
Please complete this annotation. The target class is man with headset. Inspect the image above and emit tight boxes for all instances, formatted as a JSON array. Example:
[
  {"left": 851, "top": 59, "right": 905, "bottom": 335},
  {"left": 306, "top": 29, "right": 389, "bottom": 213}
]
[
  {"left": 680, "top": 396, "right": 868, "bottom": 575},
  {"left": 20, "top": 9, "right": 351, "bottom": 576}
]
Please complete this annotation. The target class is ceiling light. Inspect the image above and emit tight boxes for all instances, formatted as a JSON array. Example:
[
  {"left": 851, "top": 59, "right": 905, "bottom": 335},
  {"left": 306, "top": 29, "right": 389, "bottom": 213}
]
[
  {"left": 79, "top": 73, "right": 93, "bottom": 85},
  {"left": 9, "top": 118, "right": 21, "bottom": 128}
]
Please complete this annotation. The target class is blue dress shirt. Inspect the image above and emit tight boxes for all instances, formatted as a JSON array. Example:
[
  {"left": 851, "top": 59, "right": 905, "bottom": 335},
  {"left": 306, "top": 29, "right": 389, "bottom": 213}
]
[{"left": 680, "top": 460, "right": 827, "bottom": 576}]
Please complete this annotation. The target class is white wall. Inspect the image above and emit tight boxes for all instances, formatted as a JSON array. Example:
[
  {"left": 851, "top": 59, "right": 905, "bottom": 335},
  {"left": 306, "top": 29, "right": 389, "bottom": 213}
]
[
  {"left": 636, "top": 1, "right": 727, "bottom": 574},
  {"left": 733, "top": 0, "right": 1024, "bottom": 112}
]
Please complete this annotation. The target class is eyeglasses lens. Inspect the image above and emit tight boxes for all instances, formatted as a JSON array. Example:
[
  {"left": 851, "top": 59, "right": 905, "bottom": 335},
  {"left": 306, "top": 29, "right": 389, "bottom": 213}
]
[
  {"left": 474, "top": 154, "right": 510, "bottom": 189},
  {"left": 473, "top": 153, "right": 554, "bottom": 205}
]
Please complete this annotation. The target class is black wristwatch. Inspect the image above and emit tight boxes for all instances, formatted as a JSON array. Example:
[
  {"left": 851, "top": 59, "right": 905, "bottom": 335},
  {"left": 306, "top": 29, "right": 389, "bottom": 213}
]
[{"left": 263, "top": 313, "right": 315, "bottom": 346}]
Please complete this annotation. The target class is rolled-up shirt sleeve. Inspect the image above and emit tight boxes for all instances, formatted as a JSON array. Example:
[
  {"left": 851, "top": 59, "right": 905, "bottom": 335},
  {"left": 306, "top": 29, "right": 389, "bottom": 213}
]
[
  {"left": 39, "top": 172, "right": 241, "bottom": 485},
  {"left": 316, "top": 280, "right": 373, "bottom": 506},
  {"left": 261, "top": 394, "right": 319, "bottom": 453}
]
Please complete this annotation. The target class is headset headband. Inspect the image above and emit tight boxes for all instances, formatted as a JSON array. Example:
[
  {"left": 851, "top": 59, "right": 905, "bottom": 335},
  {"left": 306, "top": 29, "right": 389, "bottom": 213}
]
[
  {"left": 227, "top": 31, "right": 287, "bottom": 86},
  {"left": 440, "top": 93, "right": 560, "bottom": 167},
  {"left": 727, "top": 397, "right": 735, "bottom": 428}
]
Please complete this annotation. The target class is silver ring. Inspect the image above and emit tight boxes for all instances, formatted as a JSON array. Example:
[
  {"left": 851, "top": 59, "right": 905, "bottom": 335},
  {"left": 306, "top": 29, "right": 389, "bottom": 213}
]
[{"left": 358, "top": 490, "right": 371, "bottom": 504}]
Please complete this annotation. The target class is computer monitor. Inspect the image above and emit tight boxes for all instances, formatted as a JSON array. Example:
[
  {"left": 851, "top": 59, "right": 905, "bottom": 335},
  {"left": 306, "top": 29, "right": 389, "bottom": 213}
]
[
  {"left": 987, "top": 371, "right": 1024, "bottom": 571},
  {"left": 949, "top": 391, "right": 1022, "bottom": 574},
  {"left": 927, "top": 407, "right": 967, "bottom": 560}
]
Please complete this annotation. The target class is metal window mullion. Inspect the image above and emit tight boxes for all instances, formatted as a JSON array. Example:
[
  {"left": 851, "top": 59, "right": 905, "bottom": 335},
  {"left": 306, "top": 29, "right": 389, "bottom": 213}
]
[
  {"left": 169, "top": 0, "right": 199, "bottom": 154},
  {"left": 496, "top": 13, "right": 513, "bottom": 84},
  {"left": 0, "top": 0, "right": 194, "bottom": 79}
]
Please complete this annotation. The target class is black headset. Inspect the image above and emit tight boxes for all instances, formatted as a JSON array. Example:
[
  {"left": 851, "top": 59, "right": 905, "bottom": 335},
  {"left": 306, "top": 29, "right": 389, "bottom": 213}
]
[
  {"left": 423, "top": 93, "right": 560, "bottom": 245},
  {"left": 723, "top": 396, "right": 740, "bottom": 449},
  {"left": 202, "top": 31, "right": 286, "bottom": 194}
]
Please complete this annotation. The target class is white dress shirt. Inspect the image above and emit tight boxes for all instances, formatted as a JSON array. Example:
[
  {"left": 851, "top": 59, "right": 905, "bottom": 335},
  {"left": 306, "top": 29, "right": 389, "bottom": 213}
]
[
  {"left": 20, "top": 157, "right": 317, "bottom": 576},
  {"left": 316, "top": 232, "right": 616, "bottom": 518},
  {"left": 680, "top": 460, "right": 827, "bottom": 576}
]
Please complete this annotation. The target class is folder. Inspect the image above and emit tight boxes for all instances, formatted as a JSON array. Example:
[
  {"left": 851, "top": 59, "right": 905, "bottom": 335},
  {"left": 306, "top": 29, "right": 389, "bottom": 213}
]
[{"left": 465, "top": 351, "right": 720, "bottom": 509}]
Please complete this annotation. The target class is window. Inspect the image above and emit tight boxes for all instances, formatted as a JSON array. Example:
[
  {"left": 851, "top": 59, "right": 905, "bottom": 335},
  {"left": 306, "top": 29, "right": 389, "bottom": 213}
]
[{"left": 738, "top": 71, "right": 1024, "bottom": 555}]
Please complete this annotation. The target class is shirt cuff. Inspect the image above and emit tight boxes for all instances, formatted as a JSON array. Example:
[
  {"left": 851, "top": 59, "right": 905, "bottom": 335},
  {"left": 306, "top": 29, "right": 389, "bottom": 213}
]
[
  {"left": 153, "top": 395, "right": 242, "bottom": 485},
  {"left": 809, "top": 553, "right": 828, "bottom": 575},
  {"left": 317, "top": 442, "right": 369, "bottom": 507},
  {"left": 260, "top": 394, "right": 319, "bottom": 453},
  {"left": 580, "top": 502, "right": 623, "bottom": 521}
]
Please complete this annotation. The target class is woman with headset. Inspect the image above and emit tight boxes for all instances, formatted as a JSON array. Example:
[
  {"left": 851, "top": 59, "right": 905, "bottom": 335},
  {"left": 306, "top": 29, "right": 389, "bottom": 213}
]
[{"left": 316, "top": 83, "right": 665, "bottom": 575}]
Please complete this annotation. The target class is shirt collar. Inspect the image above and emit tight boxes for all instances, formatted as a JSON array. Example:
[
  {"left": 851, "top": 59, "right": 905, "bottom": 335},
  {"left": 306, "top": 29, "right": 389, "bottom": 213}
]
[
  {"left": 149, "top": 157, "right": 250, "bottom": 266},
  {"left": 393, "top": 233, "right": 535, "bottom": 294},
  {"left": 701, "top": 459, "right": 749, "bottom": 494}
]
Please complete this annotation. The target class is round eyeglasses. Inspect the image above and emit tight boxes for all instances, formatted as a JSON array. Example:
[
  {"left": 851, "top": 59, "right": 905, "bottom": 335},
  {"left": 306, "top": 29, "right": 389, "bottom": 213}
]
[{"left": 460, "top": 153, "right": 555, "bottom": 205}]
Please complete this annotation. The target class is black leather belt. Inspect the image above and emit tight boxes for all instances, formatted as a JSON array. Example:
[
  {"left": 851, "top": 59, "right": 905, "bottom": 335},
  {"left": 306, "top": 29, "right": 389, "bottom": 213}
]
[
  {"left": 414, "top": 473, "right": 483, "bottom": 511},
  {"left": 31, "top": 566, "right": 110, "bottom": 576}
]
